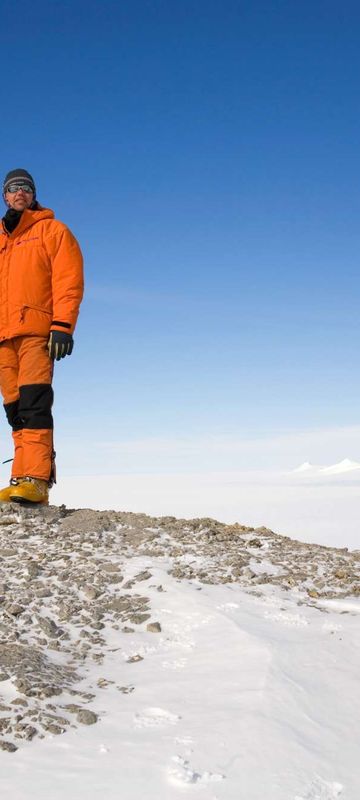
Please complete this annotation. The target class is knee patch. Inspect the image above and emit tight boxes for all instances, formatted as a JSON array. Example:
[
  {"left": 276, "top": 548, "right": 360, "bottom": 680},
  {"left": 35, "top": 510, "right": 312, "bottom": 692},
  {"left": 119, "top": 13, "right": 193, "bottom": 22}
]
[
  {"left": 18, "top": 384, "right": 54, "bottom": 430},
  {"left": 4, "top": 399, "right": 23, "bottom": 431}
]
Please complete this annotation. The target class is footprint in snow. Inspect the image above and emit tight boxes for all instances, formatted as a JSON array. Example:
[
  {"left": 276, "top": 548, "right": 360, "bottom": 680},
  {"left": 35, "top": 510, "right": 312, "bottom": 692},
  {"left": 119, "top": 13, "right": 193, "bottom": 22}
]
[
  {"left": 133, "top": 707, "right": 181, "bottom": 729},
  {"left": 295, "top": 776, "right": 343, "bottom": 799},
  {"left": 168, "top": 755, "right": 225, "bottom": 786}
]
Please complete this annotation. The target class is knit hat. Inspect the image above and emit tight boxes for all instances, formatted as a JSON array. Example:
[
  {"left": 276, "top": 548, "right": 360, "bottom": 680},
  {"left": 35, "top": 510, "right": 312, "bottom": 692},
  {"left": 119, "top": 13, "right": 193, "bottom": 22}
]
[{"left": 3, "top": 168, "right": 36, "bottom": 196}]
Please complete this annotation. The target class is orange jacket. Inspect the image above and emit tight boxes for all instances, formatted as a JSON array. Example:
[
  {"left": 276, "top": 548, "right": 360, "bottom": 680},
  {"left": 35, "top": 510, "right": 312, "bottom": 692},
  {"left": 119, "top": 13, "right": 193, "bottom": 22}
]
[{"left": 0, "top": 206, "right": 84, "bottom": 342}]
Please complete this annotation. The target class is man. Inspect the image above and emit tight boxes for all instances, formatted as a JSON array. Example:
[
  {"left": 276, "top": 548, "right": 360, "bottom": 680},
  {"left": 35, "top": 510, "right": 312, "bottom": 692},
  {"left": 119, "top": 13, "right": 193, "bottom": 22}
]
[{"left": 0, "top": 168, "right": 84, "bottom": 504}]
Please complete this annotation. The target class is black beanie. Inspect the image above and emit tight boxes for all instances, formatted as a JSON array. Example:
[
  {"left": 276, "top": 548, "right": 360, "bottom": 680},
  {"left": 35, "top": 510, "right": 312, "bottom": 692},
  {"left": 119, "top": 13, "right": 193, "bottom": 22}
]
[{"left": 3, "top": 168, "right": 36, "bottom": 197}]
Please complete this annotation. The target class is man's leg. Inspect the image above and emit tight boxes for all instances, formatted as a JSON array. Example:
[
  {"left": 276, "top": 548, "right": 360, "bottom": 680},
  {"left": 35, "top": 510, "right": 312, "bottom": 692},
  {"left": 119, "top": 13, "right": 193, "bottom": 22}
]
[
  {"left": 16, "top": 336, "right": 54, "bottom": 482},
  {"left": 0, "top": 340, "right": 24, "bottom": 480}
]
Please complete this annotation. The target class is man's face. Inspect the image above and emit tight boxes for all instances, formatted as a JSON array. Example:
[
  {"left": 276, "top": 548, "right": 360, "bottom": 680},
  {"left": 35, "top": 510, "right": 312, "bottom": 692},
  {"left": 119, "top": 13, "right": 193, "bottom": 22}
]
[{"left": 4, "top": 185, "right": 34, "bottom": 211}]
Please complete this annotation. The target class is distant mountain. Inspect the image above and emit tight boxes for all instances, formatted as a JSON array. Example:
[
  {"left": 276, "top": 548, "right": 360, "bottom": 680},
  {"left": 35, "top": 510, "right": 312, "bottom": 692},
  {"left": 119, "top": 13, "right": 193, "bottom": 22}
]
[
  {"left": 293, "top": 458, "right": 360, "bottom": 475},
  {"left": 293, "top": 462, "right": 323, "bottom": 473},
  {"left": 321, "top": 458, "right": 360, "bottom": 474}
]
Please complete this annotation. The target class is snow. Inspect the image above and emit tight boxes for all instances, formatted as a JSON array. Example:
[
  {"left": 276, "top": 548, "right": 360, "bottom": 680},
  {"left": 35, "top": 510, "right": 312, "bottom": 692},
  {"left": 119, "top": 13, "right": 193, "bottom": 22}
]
[
  {"left": 1, "top": 556, "right": 358, "bottom": 799},
  {"left": 1, "top": 465, "right": 359, "bottom": 798}
]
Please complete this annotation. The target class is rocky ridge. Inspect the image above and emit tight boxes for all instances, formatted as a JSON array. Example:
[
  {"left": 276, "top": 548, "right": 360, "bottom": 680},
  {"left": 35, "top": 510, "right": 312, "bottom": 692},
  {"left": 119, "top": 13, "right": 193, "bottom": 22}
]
[{"left": 0, "top": 503, "right": 358, "bottom": 751}]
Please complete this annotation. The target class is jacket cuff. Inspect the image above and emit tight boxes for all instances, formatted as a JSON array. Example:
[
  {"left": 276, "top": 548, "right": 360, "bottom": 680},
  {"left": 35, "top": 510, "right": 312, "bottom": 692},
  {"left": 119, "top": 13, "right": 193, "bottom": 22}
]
[{"left": 50, "top": 320, "right": 73, "bottom": 333}]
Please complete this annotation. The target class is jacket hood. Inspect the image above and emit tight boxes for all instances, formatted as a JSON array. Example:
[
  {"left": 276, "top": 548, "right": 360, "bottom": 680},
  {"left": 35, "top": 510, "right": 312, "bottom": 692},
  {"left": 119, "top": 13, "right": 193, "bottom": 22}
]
[{"left": 3, "top": 206, "right": 55, "bottom": 237}]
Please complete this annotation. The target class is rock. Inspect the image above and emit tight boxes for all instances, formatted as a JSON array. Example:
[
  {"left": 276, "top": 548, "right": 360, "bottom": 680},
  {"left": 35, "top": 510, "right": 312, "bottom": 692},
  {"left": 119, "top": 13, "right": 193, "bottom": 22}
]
[
  {"left": 307, "top": 589, "right": 319, "bottom": 598},
  {"left": 45, "top": 723, "right": 66, "bottom": 735},
  {"left": 14, "top": 723, "right": 37, "bottom": 740},
  {"left": 106, "top": 574, "right": 123, "bottom": 584},
  {"left": 99, "top": 563, "right": 122, "bottom": 574},
  {"left": 42, "top": 713, "right": 69, "bottom": 726},
  {"left": 255, "top": 526, "right": 273, "bottom": 535},
  {"left": 37, "top": 686, "right": 63, "bottom": 699},
  {"left": 129, "top": 613, "right": 151, "bottom": 625},
  {"left": 83, "top": 585, "right": 100, "bottom": 601},
  {"left": 231, "top": 566, "right": 244, "bottom": 577},
  {"left": 35, "top": 588, "right": 53, "bottom": 598},
  {"left": 76, "top": 709, "right": 98, "bottom": 725},
  {"left": 108, "top": 597, "right": 132, "bottom": 613},
  {"left": 62, "top": 704, "right": 81, "bottom": 714},
  {"left": 242, "top": 567, "right": 257, "bottom": 579},
  {"left": 0, "top": 740, "right": 17, "bottom": 752},
  {"left": 127, "top": 654, "right": 144, "bottom": 663},
  {"left": 147, "top": 622, "right": 161, "bottom": 633},
  {"left": 37, "top": 616, "right": 62, "bottom": 638},
  {"left": 13, "top": 679, "right": 32, "bottom": 695},
  {"left": 5, "top": 603, "right": 25, "bottom": 616},
  {"left": 69, "top": 691, "right": 95, "bottom": 700},
  {"left": 122, "top": 579, "right": 135, "bottom": 589},
  {"left": 26, "top": 563, "right": 41, "bottom": 578},
  {"left": 97, "top": 678, "right": 114, "bottom": 688},
  {"left": 135, "top": 570, "right": 152, "bottom": 581},
  {"left": 335, "top": 569, "right": 347, "bottom": 579}
]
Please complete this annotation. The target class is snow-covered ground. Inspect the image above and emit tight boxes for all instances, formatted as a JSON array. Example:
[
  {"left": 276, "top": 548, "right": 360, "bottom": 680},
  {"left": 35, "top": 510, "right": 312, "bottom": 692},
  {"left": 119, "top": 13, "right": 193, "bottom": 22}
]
[
  {"left": 2, "top": 555, "right": 359, "bottom": 800},
  {"left": 52, "top": 464, "right": 360, "bottom": 550},
  {"left": 1, "top": 460, "right": 359, "bottom": 800}
]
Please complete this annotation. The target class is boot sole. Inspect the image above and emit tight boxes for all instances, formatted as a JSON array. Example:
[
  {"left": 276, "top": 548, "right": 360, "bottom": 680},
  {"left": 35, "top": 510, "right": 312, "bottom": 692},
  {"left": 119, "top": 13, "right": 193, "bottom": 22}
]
[{"left": 9, "top": 495, "right": 48, "bottom": 506}]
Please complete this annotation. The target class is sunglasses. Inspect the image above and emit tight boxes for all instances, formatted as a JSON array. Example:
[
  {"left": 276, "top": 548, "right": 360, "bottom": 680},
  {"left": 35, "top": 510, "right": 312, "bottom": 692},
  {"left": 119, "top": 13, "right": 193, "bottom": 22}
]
[{"left": 5, "top": 183, "right": 34, "bottom": 194}]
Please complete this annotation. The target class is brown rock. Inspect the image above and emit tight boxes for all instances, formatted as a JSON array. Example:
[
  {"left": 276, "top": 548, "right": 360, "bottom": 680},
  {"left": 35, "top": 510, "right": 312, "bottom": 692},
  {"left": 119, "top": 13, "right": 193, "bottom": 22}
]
[
  {"left": 77, "top": 709, "right": 98, "bottom": 725},
  {"left": 5, "top": 603, "right": 25, "bottom": 616},
  {"left": 147, "top": 622, "right": 162, "bottom": 633},
  {"left": 307, "top": 589, "right": 319, "bottom": 598},
  {"left": 0, "top": 740, "right": 17, "bottom": 752},
  {"left": 128, "top": 613, "right": 151, "bottom": 625}
]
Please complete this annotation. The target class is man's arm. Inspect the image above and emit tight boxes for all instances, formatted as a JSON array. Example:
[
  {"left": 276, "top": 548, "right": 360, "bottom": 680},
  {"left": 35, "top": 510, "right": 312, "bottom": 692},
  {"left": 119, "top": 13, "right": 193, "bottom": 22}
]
[
  {"left": 49, "top": 226, "right": 84, "bottom": 334},
  {"left": 45, "top": 224, "right": 84, "bottom": 360}
]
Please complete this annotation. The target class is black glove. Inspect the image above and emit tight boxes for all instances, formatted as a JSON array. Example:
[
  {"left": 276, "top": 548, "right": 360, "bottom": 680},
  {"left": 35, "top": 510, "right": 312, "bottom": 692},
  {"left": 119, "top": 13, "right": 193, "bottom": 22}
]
[{"left": 48, "top": 330, "right": 74, "bottom": 361}]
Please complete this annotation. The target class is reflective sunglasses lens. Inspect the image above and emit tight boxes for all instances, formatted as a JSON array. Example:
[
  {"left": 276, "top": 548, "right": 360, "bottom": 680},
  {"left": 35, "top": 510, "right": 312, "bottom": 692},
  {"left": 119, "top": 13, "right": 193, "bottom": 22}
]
[{"left": 6, "top": 184, "right": 33, "bottom": 193}]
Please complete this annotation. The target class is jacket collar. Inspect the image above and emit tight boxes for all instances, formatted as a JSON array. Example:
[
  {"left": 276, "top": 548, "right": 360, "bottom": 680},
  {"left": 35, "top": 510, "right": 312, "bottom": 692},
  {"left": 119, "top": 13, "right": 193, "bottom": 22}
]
[{"left": 2, "top": 205, "right": 54, "bottom": 237}]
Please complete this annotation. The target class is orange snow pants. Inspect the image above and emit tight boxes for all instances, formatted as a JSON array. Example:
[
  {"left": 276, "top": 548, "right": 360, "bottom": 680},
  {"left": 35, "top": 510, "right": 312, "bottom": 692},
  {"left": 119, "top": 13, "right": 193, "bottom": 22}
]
[{"left": 0, "top": 336, "right": 54, "bottom": 481}]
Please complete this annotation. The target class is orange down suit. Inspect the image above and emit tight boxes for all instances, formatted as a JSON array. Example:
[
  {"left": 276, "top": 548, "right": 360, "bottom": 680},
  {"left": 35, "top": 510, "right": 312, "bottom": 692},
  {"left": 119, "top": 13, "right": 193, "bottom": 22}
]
[{"left": 0, "top": 206, "right": 84, "bottom": 481}]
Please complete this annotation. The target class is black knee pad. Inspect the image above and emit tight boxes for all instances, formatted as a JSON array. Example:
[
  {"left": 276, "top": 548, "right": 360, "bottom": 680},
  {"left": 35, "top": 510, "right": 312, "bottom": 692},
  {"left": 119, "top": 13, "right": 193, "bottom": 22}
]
[
  {"left": 3, "top": 399, "right": 23, "bottom": 431},
  {"left": 18, "top": 384, "right": 54, "bottom": 430}
]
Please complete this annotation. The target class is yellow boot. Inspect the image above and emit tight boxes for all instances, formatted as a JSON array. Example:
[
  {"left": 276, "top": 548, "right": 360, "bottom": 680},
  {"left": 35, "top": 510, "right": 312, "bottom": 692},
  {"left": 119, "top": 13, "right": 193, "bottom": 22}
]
[
  {"left": 0, "top": 479, "right": 24, "bottom": 503},
  {"left": 9, "top": 477, "right": 49, "bottom": 505}
]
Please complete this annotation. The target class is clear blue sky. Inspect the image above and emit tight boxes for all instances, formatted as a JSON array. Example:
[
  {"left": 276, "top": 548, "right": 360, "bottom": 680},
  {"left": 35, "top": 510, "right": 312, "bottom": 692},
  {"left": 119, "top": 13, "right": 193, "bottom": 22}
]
[{"left": 1, "top": 0, "right": 360, "bottom": 474}]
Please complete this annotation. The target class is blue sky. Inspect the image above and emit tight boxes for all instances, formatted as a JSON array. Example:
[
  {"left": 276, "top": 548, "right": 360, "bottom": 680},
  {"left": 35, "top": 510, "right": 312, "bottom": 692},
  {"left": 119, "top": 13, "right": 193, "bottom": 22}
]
[{"left": 1, "top": 0, "right": 360, "bottom": 475}]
